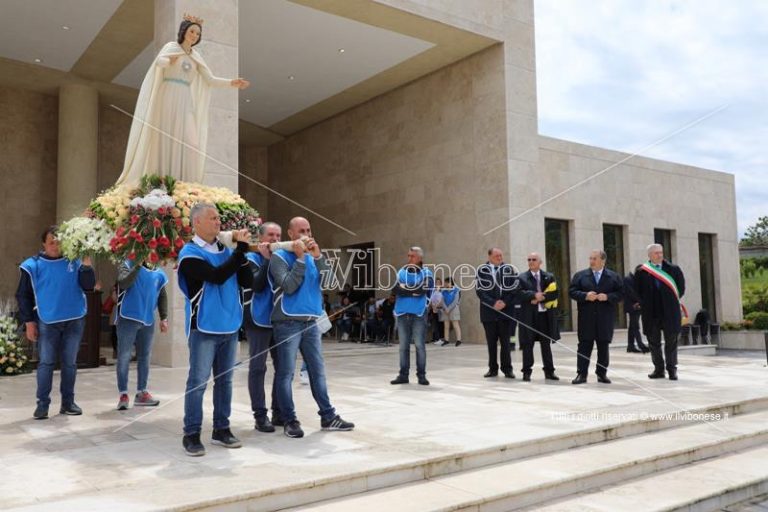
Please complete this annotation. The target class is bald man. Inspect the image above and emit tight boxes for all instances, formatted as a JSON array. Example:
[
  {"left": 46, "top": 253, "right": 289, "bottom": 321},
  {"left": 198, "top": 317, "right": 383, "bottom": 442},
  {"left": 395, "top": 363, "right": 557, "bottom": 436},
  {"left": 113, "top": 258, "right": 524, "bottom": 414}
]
[{"left": 269, "top": 217, "right": 354, "bottom": 438}]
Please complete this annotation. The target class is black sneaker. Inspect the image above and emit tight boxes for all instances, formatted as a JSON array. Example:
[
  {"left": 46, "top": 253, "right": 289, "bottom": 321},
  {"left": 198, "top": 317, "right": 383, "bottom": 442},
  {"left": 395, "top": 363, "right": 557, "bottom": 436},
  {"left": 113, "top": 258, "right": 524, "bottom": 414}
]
[
  {"left": 33, "top": 404, "right": 49, "bottom": 420},
  {"left": 255, "top": 416, "right": 276, "bottom": 433},
  {"left": 211, "top": 428, "right": 242, "bottom": 448},
  {"left": 271, "top": 414, "right": 285, "bottom": 427},
  {"left": 418, "top": 376, "right": 430, "bottom": 386},
  {"left": 390, "top": 376, "right": 409, "bottom": 385},
  {"left": 321, "top": 415, "right": 355, "bottom": 431},
  {"left": 60, "top": 403, "right": 83, "bottom": 415},
  {"left": 284, "top": 420, "right": 304, "bottom": 438},
  {"left": 183, "top": 433, "right": 206, "bottom": 456}
]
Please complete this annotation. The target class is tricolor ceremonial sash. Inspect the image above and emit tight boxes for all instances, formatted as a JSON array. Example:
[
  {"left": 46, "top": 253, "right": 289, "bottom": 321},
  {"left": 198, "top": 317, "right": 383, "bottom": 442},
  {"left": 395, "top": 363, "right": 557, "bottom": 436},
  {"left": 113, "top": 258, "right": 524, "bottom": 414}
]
[{"left": 639, "top": 262, "right": 689, "bottom": 319}]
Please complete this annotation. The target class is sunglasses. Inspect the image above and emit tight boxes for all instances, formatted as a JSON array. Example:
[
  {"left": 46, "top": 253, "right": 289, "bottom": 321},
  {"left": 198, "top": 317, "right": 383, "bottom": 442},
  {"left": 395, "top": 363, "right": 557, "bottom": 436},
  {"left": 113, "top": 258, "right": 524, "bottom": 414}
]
[{"left": 527, "top": 258, "right": 538, "bottom": 262}]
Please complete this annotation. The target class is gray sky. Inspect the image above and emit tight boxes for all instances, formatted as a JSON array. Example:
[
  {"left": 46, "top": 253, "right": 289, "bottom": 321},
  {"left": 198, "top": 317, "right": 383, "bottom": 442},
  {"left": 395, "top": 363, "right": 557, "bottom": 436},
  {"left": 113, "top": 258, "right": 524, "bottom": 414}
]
[{"left": 534, "top": 0, "right": 767, "bottom": 236}]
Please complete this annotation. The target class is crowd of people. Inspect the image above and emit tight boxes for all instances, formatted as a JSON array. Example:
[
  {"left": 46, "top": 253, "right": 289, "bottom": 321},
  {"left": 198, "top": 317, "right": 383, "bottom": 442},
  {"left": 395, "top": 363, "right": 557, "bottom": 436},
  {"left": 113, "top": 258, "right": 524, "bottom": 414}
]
[{"left": 16, "top": 209, "right": 686, "bottom": 456}]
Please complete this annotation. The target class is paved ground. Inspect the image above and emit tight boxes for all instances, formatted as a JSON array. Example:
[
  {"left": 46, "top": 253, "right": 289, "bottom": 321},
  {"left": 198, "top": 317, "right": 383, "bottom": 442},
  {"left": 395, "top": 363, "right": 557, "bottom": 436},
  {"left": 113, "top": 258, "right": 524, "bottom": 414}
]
[{"left": 0, "top": 340, "right": 766, "bottom": 511}]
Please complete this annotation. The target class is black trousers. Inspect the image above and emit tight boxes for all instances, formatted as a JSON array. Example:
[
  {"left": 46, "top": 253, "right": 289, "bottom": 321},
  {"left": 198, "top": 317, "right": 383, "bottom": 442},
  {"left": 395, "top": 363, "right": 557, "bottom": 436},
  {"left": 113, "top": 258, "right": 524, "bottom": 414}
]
[
  {"left": 521, "top": 312, "right": 555, "bottom": 374},
  {"left": 645, "top": 317, "right": 678, "bottom": 372},
  {"left": 482, "top": 320, "right": 511, "bottom": 373},
  {"left": 627, "top": 311, "right": 644, "bottom": 349},
  {"left": 576, "top": 338, "right": 610, "bottom": 376}
]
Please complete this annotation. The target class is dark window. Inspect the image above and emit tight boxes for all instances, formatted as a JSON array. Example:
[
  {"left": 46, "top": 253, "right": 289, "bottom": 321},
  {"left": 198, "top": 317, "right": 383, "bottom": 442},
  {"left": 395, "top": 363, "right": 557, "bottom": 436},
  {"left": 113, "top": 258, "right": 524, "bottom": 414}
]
[
  {"left": 603, "top": 224, "right": 626, "bottom": 328},
  {"left": 698, "top": 233, "right": 717, "bottom": 321},
  {"left": 545, "top": 218, "right": 572, "bottom": 331},
  {"left": 654, "top": 229, "right": 674, "bottom": 263}
]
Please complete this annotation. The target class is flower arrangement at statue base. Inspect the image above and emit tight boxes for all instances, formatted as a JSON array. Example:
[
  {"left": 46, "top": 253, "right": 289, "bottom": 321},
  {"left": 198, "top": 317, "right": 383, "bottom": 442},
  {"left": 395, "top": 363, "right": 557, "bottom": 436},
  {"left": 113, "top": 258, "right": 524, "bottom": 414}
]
[
  {"left": 0, "top": 304, "right": 31, "bottom": 376},
  {"left": 57, "top": 174, "right": 260, "bottom": 264}
]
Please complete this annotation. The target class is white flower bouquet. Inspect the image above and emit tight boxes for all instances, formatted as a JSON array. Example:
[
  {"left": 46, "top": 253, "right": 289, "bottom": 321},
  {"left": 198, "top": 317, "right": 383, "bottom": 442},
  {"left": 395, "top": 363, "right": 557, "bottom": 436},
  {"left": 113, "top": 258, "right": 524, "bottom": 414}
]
[
  {"left": 0, "top": 302, "right": 30, "bottom": 376},
  {"left": 57, "top": 217, "right": 114, "bottom": 261},
  {"left": 130, "top": 188, "right": 176, "bottom": 210}
]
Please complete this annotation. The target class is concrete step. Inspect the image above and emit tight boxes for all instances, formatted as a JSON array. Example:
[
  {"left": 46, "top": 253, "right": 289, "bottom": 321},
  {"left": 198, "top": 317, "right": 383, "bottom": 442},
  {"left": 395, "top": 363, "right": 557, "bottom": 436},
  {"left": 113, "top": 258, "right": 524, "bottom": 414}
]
[
  {"left": 528, "top": 446, "right": 768, "bottom": 512},
  {"left": 277, "top": 409, "right": 768, "bottom": 512}
]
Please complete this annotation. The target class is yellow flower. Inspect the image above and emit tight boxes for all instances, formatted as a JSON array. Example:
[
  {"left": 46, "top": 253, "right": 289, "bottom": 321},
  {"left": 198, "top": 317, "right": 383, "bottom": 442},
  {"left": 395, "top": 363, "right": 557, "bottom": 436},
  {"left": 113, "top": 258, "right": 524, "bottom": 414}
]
[{"left": 181, "top": 217, "right": 190, "bottom": 227}]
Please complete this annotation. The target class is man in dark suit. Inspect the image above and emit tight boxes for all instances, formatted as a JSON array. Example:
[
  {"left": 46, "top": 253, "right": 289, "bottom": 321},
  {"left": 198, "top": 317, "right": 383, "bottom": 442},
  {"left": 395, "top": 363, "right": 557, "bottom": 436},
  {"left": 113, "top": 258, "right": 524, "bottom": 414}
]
[
  {"left": 568, "top": 250, "right": 624, "bottom": 384},
  {"left": 634, "top": 243, "right": 686, "bottom": 380},
  {"left": 624, "top": 271, "right": 649, "bottom": 353},
  {"left": 516, "top": 252, "right": 560, "bottom": 382},
  {"left": 476, "top": 248, "right": 519, "bottom": 378}
]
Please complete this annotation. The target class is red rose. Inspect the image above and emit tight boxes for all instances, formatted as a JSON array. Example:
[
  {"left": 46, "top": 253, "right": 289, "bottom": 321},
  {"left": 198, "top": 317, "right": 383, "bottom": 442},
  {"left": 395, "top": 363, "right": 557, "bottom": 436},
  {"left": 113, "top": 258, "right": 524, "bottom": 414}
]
[
  {"left": 152, "top": 218, "right": 162, "bottom": 228},
  {"left": 128, "top": 252, "right": 137, "bottom": 260},
  {"left": 174, "top": 238, "right": 184, "bottom": 249},
  {"left": 159, "top": 236, "right": 170, "bottom": 247},
  {"left": 169, "top": 250, "right": 178, "bottom": 258},
  {"left": 148, "top": 238, "right": 158, "bottom": 249},
  {"left": 135, "top": 235, "right": 144, "bottom": 243},
  {"left": 116, "top": 226, "right": 125, "bottom": 237},
  {"left": 149, "top": 251, "right": 159, "bottom": 263},
  {"left": 128, "top": 229, "right": 138, "bottom": 239},
  {"left": 130, "top": 215, "right": 139, "bottom": 225},
  {"left": 158, "top": 207, "right": 166, "bottom": 215},
  {"left": 183, "top": 226, "right": 192, "bottom": 234},
  {"left": 175, "top": 218, "right": 182, "bottom": 227}
]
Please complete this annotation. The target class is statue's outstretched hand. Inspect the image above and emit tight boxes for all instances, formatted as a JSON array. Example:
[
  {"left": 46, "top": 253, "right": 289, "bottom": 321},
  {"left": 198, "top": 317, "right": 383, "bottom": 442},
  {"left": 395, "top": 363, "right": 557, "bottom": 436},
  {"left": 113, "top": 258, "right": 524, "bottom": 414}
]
[{"left": 231, "top": 78, "right": 250, "bottom": 89}]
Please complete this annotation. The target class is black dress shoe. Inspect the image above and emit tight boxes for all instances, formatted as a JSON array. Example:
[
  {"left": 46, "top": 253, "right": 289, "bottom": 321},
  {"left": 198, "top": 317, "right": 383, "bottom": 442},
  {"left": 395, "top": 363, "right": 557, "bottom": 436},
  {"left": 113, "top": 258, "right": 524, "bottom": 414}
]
[
  {"left": 484, "top": 370, "right": 498, "bottom": 378},
  {"left": 668, "top": 370, "right": 678, "bottom": 381},
  {"left": 522, "top": 373, "right": 531, "bottom": 382},
  {"left": 255, "top": 416, "right": 275, "bottom": 433},
  {"left": 503, "top": 371, "right": 516, "bottom": 379},
  {"left": 544, "top": 372, "right": 560, "bottom": 381},
  {"left": 390, "top": 376, "right": 409, "bottom": 385},
  {"left": 417, "top": 376, "right": 430, "bottom": 386},
  {"left": 639, "top": 344, "right": 650, "bottom": 353},
  {"left": 596, "top": 374, "right": 611, "bottom": 384},
  {"left": 626, "top": 347, "right": 642, "bottom": 353},
  {"left": 648, "top": 371, "right": 666, "bottom": 379},
  {"left": 571, "top": 374, "right": 587, "bottom": 385}
]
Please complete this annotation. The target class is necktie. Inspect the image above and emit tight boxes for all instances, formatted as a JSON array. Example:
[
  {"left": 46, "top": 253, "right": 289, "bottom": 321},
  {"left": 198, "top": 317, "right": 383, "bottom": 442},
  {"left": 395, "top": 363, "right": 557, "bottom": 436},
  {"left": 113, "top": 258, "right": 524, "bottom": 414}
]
[
  {"left": 593, "top": 271, "right": 600, "bottom": 285},
  {"left": 534, "top": 272, "right": 541, "bottom": 292}
]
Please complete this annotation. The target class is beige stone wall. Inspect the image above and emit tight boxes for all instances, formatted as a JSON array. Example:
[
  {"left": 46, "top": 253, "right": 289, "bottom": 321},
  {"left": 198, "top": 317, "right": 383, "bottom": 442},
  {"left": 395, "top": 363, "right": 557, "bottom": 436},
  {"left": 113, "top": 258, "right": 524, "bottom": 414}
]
[
  {"left": 267, "top": 44, "right": 510, "bottom": 343},
  {"left": 536, "top": 136, "right": 742, "bottom": 323},
  {"left": 0, "top": 87, "right": 58, "bottom": 300}
]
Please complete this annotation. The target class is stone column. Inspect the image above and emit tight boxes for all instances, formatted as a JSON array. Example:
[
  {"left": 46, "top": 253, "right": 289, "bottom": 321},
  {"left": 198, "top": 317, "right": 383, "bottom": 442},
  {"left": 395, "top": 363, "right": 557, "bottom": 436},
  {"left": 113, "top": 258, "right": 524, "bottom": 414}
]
[
  {"left": 56, "top": 84, "right": 99, "bottom": 221},
  {"left": 151, "top": 0, "right": 240, "bottom": 367}
]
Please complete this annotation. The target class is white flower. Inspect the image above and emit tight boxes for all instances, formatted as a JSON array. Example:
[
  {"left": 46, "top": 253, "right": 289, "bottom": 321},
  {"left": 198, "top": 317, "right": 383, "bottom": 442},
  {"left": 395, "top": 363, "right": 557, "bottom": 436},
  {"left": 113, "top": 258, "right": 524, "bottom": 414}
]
[
  {"left": 57, "top": 217, "right": 113, "bottom": 261},
  {"left": 130, "top": 189, "right": 175, "bottom": 210}
]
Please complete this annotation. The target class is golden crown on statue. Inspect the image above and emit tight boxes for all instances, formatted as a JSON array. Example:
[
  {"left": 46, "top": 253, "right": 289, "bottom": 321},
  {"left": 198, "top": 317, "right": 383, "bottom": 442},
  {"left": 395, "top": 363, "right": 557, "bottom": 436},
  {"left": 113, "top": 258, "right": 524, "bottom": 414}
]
[{"left": 183, "top": 13, "right": 204, "bottom": 25}]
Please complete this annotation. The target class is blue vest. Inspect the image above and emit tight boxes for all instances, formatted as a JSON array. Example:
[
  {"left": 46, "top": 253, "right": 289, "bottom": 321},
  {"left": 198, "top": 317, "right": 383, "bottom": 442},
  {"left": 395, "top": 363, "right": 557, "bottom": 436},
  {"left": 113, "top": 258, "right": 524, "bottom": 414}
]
[
  {"left": 177, "top": 242, "right": 243, "bottom": 337},
  {"left": 443, "top": 287, "right": 459, "bottom": 307},
  {"left": 245, "top": 252, "right": 274, "bottom": 328},
  {"left": 394, "top": 266, "right": 433, "bottom": 317},
  {"left": 19, "top": 256, "right": 86, "bottom": 324},
  {"left": 118, "top": 263, "right": 168, "bottom": 326},
  {"left": 272, "top": 249, "right": 323, "bottom": 318}
]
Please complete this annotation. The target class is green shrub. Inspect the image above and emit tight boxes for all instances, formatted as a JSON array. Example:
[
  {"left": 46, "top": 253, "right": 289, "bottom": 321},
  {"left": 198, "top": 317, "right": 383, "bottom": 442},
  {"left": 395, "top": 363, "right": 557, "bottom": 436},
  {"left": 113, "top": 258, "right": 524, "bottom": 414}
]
[{"left": 745, "top": 312, "right": 768, "bottom": 330}]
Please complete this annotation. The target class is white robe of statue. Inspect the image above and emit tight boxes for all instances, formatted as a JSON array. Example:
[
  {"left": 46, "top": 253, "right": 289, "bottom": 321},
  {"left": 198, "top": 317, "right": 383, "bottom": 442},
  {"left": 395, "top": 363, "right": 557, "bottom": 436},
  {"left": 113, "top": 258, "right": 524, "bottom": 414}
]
[{"left": 115, "top": 42, "right": 233, "bottom": 187}]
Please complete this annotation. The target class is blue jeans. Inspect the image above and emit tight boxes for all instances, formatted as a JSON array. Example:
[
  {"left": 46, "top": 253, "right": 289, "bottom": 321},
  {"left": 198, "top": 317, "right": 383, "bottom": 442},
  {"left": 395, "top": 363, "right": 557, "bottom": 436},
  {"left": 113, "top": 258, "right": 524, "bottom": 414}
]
[
  {"left": 116, "top": 318, "right": 155, "bottom": 394},
  {"left": 274, "top": 320, "right": 335, "bottom": 423},
  {"left": 396, "top": 313, "right": 427, "bottom": 378},
  {"left": 183, "top": 330, "right": 239, "bottom": 435},
  {"left": 245, "top": 324, "right": 280, "bottom": 420},
  {"left": 36, "top": 318, "right": 85, "bottom": 407}
]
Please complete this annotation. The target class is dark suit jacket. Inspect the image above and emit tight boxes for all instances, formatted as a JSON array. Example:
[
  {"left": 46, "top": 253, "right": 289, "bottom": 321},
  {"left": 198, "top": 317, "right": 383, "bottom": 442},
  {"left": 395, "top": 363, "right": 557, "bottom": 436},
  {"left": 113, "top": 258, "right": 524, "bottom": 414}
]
[
  {"left": 633, "top": 260, "right": 685, "bottom": 336},
  {"left": 569, "top": 268, "right": 624, "bottom": 343},
  {"left": 516, "top": 270, "right": 560, "bottom": 343},
  {"left": 476, "top": 262, "right": 518, "bottom": 323},
  {"left": 623, "top": 273, "right": 641, "bottom": 312}
]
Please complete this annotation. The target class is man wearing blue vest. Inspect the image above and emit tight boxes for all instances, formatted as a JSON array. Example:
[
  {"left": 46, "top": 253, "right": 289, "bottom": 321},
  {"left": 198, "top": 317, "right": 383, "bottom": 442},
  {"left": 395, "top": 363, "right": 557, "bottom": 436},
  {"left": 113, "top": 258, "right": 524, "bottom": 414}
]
[
  {"left": 16, "top": 226, "right": 96, "bottom": 420},
  {"left": 177, "top": 203, "right": 253, "bottom": 456},
  {"left": 114, "top": 259, "right": 169, "bottom": 410},
  {"left": 390, "top": 247, "right": 434, "bottom": 386},
  {"left": 243, "top": 221, "right": 282, "bottom": 433},
  {"left": 270, "top": 216, "right": 354, "bottom": 439}
]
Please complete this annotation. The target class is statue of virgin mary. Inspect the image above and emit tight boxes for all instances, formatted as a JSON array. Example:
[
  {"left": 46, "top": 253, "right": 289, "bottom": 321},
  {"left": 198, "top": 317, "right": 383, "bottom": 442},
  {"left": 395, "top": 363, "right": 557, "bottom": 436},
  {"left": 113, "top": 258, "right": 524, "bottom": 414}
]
[{"left": 115, "top": 15, "right": 249, "bottom": 187}]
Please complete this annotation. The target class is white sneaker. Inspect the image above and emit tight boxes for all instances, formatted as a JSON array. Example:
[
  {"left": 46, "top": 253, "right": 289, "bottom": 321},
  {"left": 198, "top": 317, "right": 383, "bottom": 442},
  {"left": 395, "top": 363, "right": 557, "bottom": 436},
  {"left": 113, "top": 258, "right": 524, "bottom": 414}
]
[
  {"left": 341, "top": 333, "right": 349, "bottom": 341},
  {"left": 439, "top": 340, "right": 449, "bottom": 347},
  {"left": 299, "top": 370, "right": 309, "bottom": 385},
  {"left": 433, "top": 339, "right": 444, "bottom": 345}
]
